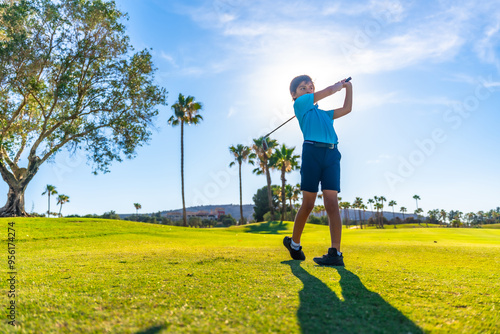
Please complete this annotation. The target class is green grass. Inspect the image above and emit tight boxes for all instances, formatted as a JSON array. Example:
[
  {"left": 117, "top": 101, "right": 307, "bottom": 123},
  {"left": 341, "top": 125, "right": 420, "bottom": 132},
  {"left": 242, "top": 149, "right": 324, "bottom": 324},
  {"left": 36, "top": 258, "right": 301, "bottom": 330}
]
[{"left": 1, "top": 218, "right": 499, "bottom": 333}]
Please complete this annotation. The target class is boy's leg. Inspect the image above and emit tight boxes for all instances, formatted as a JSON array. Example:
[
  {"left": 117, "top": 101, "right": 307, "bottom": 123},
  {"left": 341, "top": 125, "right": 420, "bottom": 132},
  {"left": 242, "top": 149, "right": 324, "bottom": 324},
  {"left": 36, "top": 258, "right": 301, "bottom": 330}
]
[
  {"left": 292, "top": 191, "right": 317, "bottom": 244},
  {"left": 323, "top": 190, "right": 342, "bottom": 251}
]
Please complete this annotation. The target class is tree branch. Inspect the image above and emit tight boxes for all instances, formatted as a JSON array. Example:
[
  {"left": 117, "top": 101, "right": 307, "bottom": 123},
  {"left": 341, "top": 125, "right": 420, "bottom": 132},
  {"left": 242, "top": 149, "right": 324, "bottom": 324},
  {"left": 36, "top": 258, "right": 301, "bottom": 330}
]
[
  {"left": 13, "top": 136, "right": 27, "bottom": 165},
  {"left": 0, "top": 147, "right": 17, "bottom": 175}
]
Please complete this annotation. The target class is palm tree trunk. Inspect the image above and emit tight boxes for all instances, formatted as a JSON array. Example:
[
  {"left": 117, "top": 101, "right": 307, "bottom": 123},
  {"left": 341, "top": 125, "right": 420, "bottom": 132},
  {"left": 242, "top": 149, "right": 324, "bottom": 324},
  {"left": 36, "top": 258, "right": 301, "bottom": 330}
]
[
  {"left": 265, "top": 162, "right": 273, "bottom": 215},
  {"left": 59, "top": 204, "right": 62, "bottom": 218},
  {"left": 181, "top": 121, "right": 187, "bottom": 227},
  {"left": 281, "top": 166, "right": 286, "bottom": 222},
  {"left": 239, "top": 162, "right": 243, "bottom": 225}
]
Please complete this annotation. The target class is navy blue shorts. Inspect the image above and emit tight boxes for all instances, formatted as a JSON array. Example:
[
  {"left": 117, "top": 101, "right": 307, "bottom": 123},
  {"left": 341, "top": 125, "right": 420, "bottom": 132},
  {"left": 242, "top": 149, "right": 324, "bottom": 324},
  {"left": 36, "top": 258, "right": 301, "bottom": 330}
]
[{"left": 300, "top": 142, "right": 341, "bottom": 193}]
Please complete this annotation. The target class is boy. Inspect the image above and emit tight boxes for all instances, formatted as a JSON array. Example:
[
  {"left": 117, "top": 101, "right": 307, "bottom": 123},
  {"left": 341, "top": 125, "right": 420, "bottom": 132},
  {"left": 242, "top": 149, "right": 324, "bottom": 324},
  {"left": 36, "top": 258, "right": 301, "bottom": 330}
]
[{"left": 283, "top": 75, "right": 352, "bottom": 266}]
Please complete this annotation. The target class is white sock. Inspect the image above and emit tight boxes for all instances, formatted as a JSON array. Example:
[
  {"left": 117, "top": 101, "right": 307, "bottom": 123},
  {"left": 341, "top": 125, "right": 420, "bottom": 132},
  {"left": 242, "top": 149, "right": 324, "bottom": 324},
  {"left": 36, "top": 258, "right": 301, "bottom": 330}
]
[
  {"left": 337, "top": 250, "right": 342, "bottom": 256},
  {"left": 291, "top": 240, "right": 301, "bottom": 250}
]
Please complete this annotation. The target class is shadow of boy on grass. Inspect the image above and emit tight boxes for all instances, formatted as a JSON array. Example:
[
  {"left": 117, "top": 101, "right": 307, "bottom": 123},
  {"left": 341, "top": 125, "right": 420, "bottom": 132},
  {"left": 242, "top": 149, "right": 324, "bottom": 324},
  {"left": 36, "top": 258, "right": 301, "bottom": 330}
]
[{"left": 281, "top": 261, "right": 423, "bottom": 334}]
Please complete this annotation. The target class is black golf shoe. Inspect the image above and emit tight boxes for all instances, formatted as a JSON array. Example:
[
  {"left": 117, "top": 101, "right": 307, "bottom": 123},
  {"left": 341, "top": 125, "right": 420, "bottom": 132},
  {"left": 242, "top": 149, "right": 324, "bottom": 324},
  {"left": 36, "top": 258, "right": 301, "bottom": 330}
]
[
  {"left": 283, "top": 236, "right": 305, "bottom": 260},
  {"left": 313, "top": 248, "right": 345, "bottom": 266}
]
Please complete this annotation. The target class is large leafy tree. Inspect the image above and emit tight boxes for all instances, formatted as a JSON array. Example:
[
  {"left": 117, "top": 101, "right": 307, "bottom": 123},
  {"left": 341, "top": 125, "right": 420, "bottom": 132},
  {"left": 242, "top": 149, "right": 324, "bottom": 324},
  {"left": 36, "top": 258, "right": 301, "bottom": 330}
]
[
  {"left": 168, "top": 93, "right": 203, "bottom": 227},
  {"left": 252, "top": 185, "right": 277, "bottom": 222},
  {"left": 229, "top": 144, "right": 255, "bottom": 225},
  {"left": 0, "top": 0, "right": 167, "bottom": 216},
  {"left": 252, "top": 136, "right": 277, "bottom": 215},
  {"left": 269, "top": 144, "right": 299, "bottom": 222}
]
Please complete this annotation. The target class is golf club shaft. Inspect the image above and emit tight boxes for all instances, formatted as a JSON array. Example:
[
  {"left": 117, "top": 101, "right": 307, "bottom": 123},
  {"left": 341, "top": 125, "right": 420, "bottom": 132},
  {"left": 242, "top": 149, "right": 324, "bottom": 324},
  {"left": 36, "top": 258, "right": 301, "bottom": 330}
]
[{"left": 264, "top": 115, "right": 296, "bottom": 139}]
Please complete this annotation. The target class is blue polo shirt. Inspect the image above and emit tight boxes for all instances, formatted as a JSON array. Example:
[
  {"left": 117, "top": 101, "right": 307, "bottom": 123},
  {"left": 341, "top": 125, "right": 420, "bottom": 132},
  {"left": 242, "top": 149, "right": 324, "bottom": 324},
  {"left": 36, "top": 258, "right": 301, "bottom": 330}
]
[{"left": 293, "top": 93, "right": 338, "bottom": 144}]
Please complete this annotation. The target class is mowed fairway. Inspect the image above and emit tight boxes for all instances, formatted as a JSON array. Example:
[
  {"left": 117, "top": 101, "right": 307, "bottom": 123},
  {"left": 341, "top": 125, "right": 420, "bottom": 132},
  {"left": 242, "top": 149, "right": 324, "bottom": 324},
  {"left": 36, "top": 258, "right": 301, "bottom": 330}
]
[{"left": 1, "top": 218, "right": 499, "bottom": 333}]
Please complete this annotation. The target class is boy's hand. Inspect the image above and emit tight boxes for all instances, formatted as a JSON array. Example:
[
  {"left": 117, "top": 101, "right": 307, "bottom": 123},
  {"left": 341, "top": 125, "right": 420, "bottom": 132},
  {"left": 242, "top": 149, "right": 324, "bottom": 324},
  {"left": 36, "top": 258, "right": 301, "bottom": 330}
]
[
  {"left": 342, "top": 80, "right": 352, "bottom": 88},
  {"left": 331, "top": 81, "right": 343, "bottom": 93}
]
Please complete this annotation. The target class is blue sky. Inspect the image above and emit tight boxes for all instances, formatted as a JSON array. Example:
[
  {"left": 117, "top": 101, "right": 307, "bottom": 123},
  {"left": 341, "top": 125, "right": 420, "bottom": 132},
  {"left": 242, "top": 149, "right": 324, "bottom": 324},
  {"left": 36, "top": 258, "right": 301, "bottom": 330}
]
[{"left": 6, "top": 0, "right": 500, "bottom": 216}]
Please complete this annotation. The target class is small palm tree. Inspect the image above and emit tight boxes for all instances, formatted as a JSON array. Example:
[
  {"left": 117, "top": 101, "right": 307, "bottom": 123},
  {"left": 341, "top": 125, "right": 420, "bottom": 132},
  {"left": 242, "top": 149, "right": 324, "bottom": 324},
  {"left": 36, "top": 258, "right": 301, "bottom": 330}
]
[
  {"left": 168, "top": 93, "right": 203, "bottom": 227},
  {"left": 440, "top": 209, "right": 447, "bottom": 225},
  {"left": 415, "top": 208, "right": 423, "bottom": 225},
  {"left": 56, "top": 194, "right": 70, "bottom": 217},
  {"left": 134, "top": 203, "right": 142, "bottom": 218},
  {"left": 360, "top": 204, "right": 367, "bottom": 224},
  {"left": 252, "top": 137, "right": 278, "bottom": 215},
  {"left": 269, "top": 144, "right": 300, "bottom": 222},
  {"left": 42, "top": 185, "right": 58, "bottom": 217},
  {"left": 374, "top": 202, "right": 383, "bottom": 228},
  {"left": 229, "top": 144, "right": 256, "bottom": 225},
  {"left": 413, "top": 194, "right": 421, "bottom": 210},
  {"left": 340, "top": 201, "right": 351, "bottom": 225},
  {"left": 388, "top": 200, "right": 397, "bottom": 220},
  {"left": 367, "top": 198, "right": 375, "bottom": 218},
  {"left": 284, "top": 184, "right": 294, "bottom": 215},
  {"left": 353, "top": 197, "right": 363, "bottom": 229},
  {"left": 400, "top": 206, "right": 407, "bottom": 220},
  {"left": 378, "top": 196, "right": 386, "bottom": 227}
]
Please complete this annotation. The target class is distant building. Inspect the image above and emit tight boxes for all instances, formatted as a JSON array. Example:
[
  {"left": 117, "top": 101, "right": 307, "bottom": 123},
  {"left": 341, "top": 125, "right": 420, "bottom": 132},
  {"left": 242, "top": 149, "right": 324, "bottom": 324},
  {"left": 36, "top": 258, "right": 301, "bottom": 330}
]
[{"left": 164, "top": 209, "right": 219, "bottom": 221}]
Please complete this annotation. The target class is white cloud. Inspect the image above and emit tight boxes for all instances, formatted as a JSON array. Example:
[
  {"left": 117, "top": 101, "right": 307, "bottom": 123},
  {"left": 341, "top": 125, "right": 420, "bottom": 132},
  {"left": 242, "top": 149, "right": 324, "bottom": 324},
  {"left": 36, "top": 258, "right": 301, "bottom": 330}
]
[
  {"left": 160, "top": 52, "right": 178, "bottom": 67},
  {"left": 475, "top": 20, "right": 500, "bottom": 70}
]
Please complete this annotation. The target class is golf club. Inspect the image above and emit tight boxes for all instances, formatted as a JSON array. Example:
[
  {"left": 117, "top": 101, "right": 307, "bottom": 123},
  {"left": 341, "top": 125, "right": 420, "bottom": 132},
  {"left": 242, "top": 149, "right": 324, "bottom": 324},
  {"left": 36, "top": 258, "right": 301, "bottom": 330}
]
[{"left": 261, "top": 77, "right": 352, "bottom": 150}]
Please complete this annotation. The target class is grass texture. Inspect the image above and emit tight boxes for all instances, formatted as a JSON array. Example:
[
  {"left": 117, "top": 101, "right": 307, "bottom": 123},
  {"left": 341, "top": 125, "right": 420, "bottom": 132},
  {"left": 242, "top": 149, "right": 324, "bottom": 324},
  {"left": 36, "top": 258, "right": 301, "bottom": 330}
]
[{"left": 1, "top": 218, "right": 499, "bottom": 333}]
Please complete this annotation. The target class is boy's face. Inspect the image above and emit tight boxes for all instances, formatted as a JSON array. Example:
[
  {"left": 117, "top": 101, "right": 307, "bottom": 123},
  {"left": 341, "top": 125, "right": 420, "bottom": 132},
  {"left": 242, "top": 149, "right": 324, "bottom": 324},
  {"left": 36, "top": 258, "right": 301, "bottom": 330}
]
[{"left": 292, "top": 80, "right": 315, "bottom": 100}]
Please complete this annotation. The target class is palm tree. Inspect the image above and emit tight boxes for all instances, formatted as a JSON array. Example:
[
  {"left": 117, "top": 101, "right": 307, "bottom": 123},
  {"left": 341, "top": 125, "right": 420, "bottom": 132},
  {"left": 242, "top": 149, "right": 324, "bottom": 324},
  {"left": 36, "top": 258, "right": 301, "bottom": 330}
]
[
  {"left": 269, "top": 144, "right": 300, "bottom": 222},
  {"left": 440, "top": 209, "right": 447, "bottom": 226},
  {"left": 317, "top": 204, "right": 326, "bottom": 217},
  {"left": 465, "top": 212, "right": 475, "bottom": 227},
  {"left": 353, "top": 197, "right": 363, "bottom": 229},
  {"left": 134, "top": 203, "right": 142, "bottom": 218},
  {"left": 415, "top": 208, "right": 423, "bottom": 225},
  {"left": 379, "top": 196, "right": 386, "bottom": 227},
  {"left": 374, "top": 203, "right": 384, "bottom": 228},
  {"left": 367, "top": 198, "right": 375, "bottom": 218},
  {"left": 360, "top": 204, "right": 367, "bottom": 225},
  {"left": 168, "top": 93, "right": 203, "bottom": 227},
  {"left": 229, "top": 144, "right": 256, "bottom": 225},
  {"left": 413, "top": 195, "right": 421, "bottom": 211},
  {"left": 56, "top": 194, "right": 70, "bottom": 217},
  {"left": 252, "top": 137, "right": 278, "bottom": 216},
  {"left": 340, "top": 201, "right": 351, "bottom": 225},
  {"left": 400, "top": 206, "right": 407, "bottom": 220},
  {"left": 284, "top": 184, "right": 295, "bottom": 215},
  {"left": 42, "top": 185, "right": 58, "bottom": 217},
  {"left": 292, "top": 183, "right": 301, "bottom": 208},
  {"left": 312, "top": 205, "right": 322, "bottom": 217},
  {"left": 388, "top": 200, "right": 397, "bottom": 221}
]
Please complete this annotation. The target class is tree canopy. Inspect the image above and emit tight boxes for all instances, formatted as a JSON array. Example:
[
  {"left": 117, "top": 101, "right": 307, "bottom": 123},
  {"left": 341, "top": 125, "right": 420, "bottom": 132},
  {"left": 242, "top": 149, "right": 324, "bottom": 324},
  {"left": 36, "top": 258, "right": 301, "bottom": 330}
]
[{"left": 0, "top": 0, "right": 167, "bottom": 216}]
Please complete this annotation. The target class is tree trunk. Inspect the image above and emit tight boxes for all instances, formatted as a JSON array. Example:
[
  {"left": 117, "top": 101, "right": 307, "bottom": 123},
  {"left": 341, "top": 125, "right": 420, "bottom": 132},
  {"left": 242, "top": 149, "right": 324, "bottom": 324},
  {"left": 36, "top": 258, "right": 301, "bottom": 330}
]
[
  {"left": 265, "top": 161, "right": 273, "bottom": 215},
  {"left": 281, "top": 166, "right": 286, "bottom": 222},
  {"left": 0, "top": 184, "right": 28, "bottom": 217},
  {"left": 0, "top": 158, "right": 41, "bottom": 217},
  {"left": 47, "top": 193, "right": 51, "bottom": 217},
  {"left": 181, "top": 121, "right": 187, "bottom": 227},
  {"left": 238, "top": 162, "right": 243, "bottom": 225}
]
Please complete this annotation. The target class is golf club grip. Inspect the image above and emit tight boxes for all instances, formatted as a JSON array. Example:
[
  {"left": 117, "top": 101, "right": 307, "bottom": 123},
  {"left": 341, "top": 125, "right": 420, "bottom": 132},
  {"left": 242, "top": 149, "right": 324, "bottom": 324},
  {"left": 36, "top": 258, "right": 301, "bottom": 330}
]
[{"left": 345, "top": 77, "right": 352, "bottom": 82}]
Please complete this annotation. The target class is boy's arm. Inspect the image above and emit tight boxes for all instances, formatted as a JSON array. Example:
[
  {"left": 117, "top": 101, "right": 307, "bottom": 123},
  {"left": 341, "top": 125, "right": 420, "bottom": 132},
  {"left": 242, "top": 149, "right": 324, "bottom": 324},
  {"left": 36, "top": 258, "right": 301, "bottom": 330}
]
[
  {"left": 333, "top": 82, "right": 352, "bottom": 119},
  {"left": 313, "top": 80, "right": 345, "bottom": 104}
]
